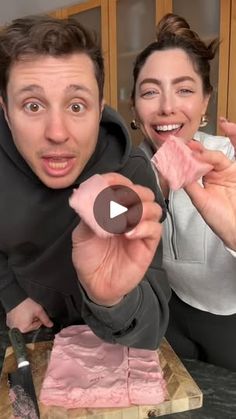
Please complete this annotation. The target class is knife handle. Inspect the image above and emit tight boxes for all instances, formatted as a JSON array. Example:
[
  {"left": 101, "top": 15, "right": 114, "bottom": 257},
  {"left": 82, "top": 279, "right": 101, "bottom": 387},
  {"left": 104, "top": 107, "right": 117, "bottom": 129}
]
[{"left": 9, "top": 327, "right": 29, "bottom": 367}]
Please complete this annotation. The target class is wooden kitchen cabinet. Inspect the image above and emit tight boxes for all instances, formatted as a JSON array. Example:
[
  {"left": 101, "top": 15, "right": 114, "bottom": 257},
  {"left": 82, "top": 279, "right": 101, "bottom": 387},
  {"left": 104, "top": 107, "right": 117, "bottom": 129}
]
[
  {"left": 109, "top": 0, "right": 172, "bottom": 144},
  {"left": 55, "top": 0, "right": 110, "bottom": 104},
  {"left": 52, "top": 0, "right": 235, "bottom": 142}
]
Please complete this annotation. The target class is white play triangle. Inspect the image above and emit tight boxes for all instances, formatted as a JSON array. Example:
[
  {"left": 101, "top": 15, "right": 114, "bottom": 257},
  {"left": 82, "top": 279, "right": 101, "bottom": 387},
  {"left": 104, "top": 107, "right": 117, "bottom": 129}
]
[{"left": 109, "top": 200, "right": 128, "bottom": 219}]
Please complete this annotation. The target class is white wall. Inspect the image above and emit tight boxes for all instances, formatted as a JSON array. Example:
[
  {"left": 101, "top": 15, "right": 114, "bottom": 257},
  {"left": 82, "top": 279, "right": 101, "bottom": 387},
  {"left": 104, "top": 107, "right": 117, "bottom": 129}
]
[{"left": 0, "top": 0, "right": 84, "bottom": 26}]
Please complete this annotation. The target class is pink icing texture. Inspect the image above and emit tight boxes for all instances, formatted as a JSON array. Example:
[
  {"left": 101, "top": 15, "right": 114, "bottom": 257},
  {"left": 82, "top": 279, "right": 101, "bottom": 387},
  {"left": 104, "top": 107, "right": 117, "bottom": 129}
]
[
  {"left": 9, "top": 385, "right": 39, "bottom": 419},
  {"left": 40, "top": 325, "right": 167, "bottom": 408},
  {"left": 69, "top": 174, "right": 113, "bottom": 238},
  {"left": 151, "top": 136, "right": 213, "bottom": 190}
]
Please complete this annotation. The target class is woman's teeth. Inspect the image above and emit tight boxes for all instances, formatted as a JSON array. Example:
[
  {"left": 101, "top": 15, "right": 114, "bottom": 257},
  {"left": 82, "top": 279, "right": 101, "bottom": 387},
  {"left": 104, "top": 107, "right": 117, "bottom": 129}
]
[{"left": 156, "top": 124, "right": 181, "bottom": 131}]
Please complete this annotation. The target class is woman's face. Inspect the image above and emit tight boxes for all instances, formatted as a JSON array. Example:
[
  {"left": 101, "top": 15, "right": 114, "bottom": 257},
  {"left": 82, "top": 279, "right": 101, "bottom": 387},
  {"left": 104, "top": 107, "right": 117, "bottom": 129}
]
[{"left": 134, "top": 48, "right": 210, "bottom": 149}]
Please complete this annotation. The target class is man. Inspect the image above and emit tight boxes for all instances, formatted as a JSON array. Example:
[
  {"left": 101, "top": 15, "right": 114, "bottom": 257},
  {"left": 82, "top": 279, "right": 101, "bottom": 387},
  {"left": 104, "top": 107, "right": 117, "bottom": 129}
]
[{"left": 0, "top": 15, "right": 170, "bottom": 349}]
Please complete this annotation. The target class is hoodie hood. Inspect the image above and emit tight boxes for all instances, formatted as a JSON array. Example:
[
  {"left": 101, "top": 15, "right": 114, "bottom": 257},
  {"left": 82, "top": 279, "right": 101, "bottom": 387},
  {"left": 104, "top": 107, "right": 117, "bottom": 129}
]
[
  {"left": 0, "top": 108, "right": 38, "bottom": 182},
  {"left": 76, "top": 105, "right": 132, "bottom": 184},
  {"left": 0, "top": 105, "right": 132, "bottom": 187}
]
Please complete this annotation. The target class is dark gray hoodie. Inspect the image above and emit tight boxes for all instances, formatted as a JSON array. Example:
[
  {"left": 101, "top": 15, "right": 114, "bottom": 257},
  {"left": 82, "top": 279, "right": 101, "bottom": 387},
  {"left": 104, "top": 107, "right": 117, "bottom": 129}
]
[{"left": 0, "top": 105, "right": 170, "bottom": 349}]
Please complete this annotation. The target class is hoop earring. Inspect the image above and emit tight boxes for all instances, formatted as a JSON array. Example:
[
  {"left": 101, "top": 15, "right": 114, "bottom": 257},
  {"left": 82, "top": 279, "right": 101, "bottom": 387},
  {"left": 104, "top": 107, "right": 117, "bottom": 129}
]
[
  {"left": 130, "top": 119, "right": 139, "bottom": 130},
  {"left": 199, "top": 114, "right": 209, "bottom": 128}
]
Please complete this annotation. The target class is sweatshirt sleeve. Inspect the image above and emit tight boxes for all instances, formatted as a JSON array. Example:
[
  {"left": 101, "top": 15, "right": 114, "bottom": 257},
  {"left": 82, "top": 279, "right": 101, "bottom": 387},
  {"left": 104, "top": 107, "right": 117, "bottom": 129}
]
[
  {"left": 79, "top": 150, "right": 171, "bottom": 349},
  {"left": 79, "top": 250, "right": 170, "bottom": 349},
  {"left": 0, "top": 252, "right": 28, "bottom": 312}
]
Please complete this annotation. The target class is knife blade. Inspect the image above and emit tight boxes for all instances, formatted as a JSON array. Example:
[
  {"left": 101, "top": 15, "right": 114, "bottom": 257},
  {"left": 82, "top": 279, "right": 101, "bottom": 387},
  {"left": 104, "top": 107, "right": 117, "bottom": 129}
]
[{"left": 8, "top": 327, "right": 40, "bottom": 418}]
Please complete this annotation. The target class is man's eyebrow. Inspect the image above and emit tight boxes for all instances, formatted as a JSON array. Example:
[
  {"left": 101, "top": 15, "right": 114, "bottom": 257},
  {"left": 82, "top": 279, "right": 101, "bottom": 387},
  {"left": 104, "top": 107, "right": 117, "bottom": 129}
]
[
  {"left": 139, "top": 76, "right": 196, "bottom": 87},
  {"left": 65, "top": 84, "right": 93, "bottom": 96},
  {"left": 15, "top": 83, "right": 93, "bottom": 96},
  {"left": 15, "top": 84, "right": 43, "bottom": 95}
]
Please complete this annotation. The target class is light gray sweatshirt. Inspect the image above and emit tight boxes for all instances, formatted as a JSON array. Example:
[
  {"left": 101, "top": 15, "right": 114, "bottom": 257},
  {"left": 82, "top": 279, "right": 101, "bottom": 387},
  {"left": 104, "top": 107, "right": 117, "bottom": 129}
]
[{"left": 140, "top": 131, "right": 236, "bottom": 315}]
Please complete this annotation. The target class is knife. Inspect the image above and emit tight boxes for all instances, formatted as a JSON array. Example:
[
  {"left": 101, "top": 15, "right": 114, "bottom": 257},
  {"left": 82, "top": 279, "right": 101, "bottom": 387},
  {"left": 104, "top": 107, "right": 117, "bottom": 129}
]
[{"left": 8, "top": 327, "right": 40, "bottom": 418}]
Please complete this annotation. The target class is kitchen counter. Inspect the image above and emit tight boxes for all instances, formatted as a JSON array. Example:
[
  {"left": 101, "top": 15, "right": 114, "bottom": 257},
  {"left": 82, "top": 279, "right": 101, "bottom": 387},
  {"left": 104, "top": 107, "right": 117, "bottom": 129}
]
[
  {"left": 1, "top": 312, "right": 236, "bottom": 418},
  {"left": 163, "top": 358, "right": 236, "bottom": 419}
]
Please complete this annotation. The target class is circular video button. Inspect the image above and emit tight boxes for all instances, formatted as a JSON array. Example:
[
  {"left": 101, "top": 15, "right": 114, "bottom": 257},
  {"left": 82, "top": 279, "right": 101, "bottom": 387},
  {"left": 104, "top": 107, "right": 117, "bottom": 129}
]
[{"left": 93, "top": 184, "right": 143, "bottom": 235}]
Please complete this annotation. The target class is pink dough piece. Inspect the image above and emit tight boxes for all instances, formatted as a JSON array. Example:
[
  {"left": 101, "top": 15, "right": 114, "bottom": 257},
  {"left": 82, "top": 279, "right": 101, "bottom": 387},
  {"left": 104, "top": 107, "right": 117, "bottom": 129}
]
[
  {"left": 40, "top": 325, "right": 130, "bottom": 408},
  {"left": 40, "top": 325, "right": 167, "bottom": 409},
  {"left": 128, "top": 348, "right": 167, "bottom": 405},
  {"left": 151, "top": 136, "right": 213, "bottom": 190},
  {"left": 69, "top": 174, "right": 113, "bottom": 238}
]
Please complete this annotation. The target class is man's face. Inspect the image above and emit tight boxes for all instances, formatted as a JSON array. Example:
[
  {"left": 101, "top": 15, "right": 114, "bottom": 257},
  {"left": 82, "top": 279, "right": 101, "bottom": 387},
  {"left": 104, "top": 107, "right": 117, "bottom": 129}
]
[{"left": 2, "top": 53, "right": 104, "bottom": 189}]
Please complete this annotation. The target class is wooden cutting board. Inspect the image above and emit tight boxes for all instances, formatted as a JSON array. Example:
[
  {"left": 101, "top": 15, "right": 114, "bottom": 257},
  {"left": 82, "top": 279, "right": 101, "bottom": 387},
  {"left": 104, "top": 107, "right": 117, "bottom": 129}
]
[{"left": 0, "top": 338, "right": 202, "bottom": 418}]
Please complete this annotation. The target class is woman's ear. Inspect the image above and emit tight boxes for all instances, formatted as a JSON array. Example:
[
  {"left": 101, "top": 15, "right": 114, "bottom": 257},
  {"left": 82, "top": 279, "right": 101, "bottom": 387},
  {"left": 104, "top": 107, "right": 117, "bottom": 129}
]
[
  {"left": 203, "top": 94, "right": 210, "bottom": 114},
  {"left": 131, "top": 105, "right": 139, "bottom": 122}
]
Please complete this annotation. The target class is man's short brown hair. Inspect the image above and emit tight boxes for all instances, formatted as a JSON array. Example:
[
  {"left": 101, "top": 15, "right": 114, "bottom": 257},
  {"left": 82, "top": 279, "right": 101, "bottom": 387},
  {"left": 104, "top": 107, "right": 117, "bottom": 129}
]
[{"left": 0, "top": 15, "right": 104, "bottom": 103}]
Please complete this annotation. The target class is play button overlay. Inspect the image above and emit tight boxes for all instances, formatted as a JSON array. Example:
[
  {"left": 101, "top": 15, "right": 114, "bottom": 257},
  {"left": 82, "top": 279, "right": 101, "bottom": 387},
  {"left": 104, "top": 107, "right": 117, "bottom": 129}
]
[
  {"left": 110, "top": 201, "right": 128, "bottom": 219},
  {"left": 93, "top": 185, "right": 143, "bottom": 235}
]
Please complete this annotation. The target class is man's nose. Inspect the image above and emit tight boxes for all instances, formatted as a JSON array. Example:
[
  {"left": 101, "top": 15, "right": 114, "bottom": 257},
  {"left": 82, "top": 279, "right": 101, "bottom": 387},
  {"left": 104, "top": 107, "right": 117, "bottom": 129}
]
[
  {"left": 45, "top": 112, "right": 69, "bottom": 143},
  {"left": 159, "top": 94, "right": 176, "bottom": 116}
]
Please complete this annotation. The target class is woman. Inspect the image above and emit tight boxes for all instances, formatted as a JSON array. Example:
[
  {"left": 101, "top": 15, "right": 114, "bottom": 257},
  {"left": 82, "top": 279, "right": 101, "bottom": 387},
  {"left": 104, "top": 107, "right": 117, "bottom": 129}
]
[{"left": 130, "top": 13, "right": 236, "bottom": 370}]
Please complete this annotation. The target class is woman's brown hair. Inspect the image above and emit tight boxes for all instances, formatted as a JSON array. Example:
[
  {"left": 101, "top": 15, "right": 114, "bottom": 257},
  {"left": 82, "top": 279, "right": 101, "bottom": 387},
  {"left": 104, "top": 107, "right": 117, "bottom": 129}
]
[{"left": 131, "top": 13, "right": 219, "bottom": 103}]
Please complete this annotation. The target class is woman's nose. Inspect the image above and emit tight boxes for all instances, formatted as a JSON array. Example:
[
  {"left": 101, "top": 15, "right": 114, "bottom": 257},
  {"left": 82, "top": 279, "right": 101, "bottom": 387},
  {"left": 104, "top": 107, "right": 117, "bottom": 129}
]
[
  {"left": 45, "top": 113, "right": 69, "bottom": 143},
  {"left": 159, "top": 94, "right": 176, "bottom": 116}
]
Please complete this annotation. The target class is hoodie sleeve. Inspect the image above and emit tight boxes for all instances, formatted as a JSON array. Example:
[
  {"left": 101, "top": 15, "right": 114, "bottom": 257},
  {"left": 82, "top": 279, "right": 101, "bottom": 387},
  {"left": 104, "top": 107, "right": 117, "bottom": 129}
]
[
  {"left": 79, "top": 253, "right": 170, "bottom": 349},
  {"left": 79, "top": 150, "right": 171, "bottom": 349},
  {"left": 0, "top": 252, "right": 28, "bottom": 312}
]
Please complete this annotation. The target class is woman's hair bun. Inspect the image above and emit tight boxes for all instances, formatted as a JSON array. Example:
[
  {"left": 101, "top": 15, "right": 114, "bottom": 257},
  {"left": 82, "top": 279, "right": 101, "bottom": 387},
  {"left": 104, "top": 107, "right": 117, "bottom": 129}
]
[
  {"left": 156, "top": 13, "right": 218, "bottom": 60},
  {"left": 156, "top": 13, "right": 198, "bottom": 42}
]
